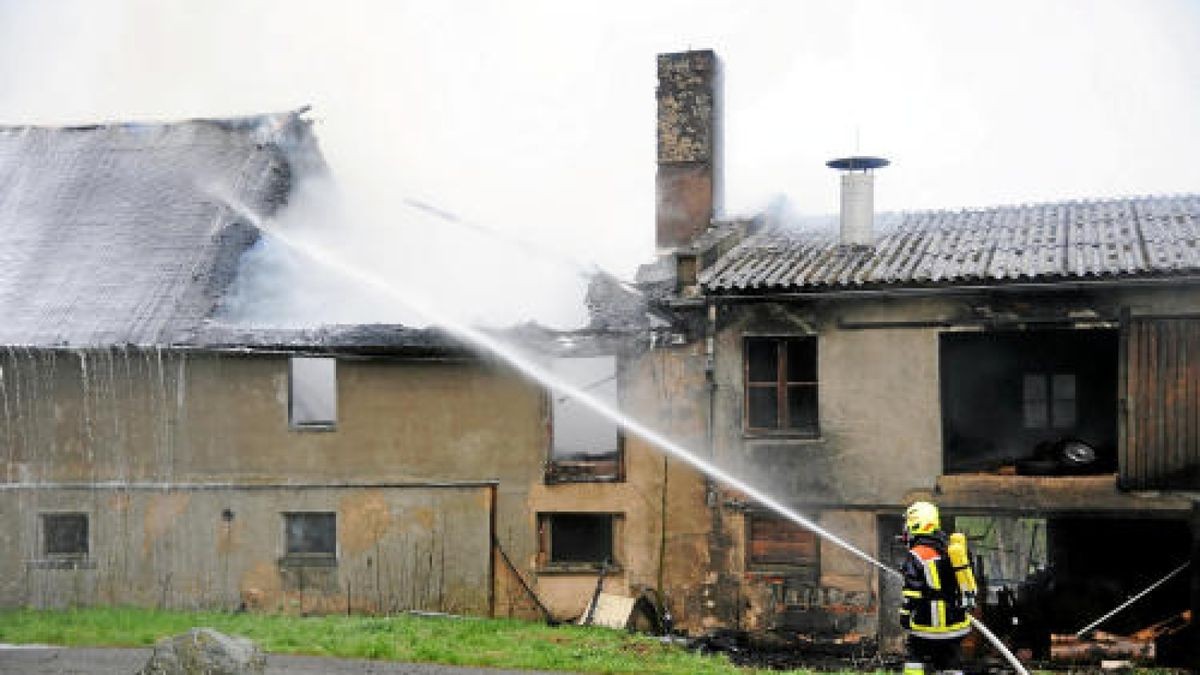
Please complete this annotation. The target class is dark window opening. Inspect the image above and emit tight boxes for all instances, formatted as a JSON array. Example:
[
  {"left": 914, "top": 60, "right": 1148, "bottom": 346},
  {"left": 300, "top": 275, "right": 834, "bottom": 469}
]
[
  {"left": 940, "top": 329, "right": 1117, "bottom": 474},
  {"left": 546, "top": 356, "right": 623, "bottom": 483},
  {"left": 283, "top": 512, "right": 336, "bottom": 565},
  {"left": 746, "top": 513, "right": 818, "bottom": 575},
  {"left": 744, "top": 336, "right": 818, "bottom": 434},
  {"left": 539, "top": 513, "right": 617, "bottom": 570},
  {"left": 43, "top": 513, "right": 88, "bottom": 558}
]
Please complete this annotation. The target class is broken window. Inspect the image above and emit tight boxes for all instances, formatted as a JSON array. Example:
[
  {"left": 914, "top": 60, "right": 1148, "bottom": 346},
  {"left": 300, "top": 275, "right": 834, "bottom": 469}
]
[
  {"left": 42, "top": 513, "right": 88, "bottom": 559},
  {"left": 289, "top": 356, "right": 337, "bottom": 429},
  {"left": 746, "top": 513, "right": 818, "bottom": 576},
  {"left": 546, "top": 356, "right": 623, "bottom": 483},
  {"left": 539, "top": 513, "right": 617, "bottom": 568},
  {"left": 283, "top": 512, "right": 336, "bottom": 564},
  {"left": 744, "top": 336, "right": 818, "bottom": 434},
  {"left": 1022, "top": 373, "right": 1076, "bottom": 429}
]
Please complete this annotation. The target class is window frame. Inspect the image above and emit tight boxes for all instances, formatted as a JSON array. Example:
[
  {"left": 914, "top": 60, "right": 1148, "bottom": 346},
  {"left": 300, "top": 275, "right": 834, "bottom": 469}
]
[
  {"left": 288, "top": 356, "right": 338, "bottom": 431},
  {"left": 1022, "top": 371, "right": 1077, "bottom": 430},
  {"left": 743, "top": 335, "right": 819, "bottom": 437},
  {"left": 544, "top": 355, "right": 626, "bottom": 484},
  {"left": 280, "top": 511, "right": 338, "bottom": 567},
  {"left": 40, "top": 512, "right": 90, "bottom": 561},
  {"left": 537, "top": 512, "right": 622, "bottom": 574}
]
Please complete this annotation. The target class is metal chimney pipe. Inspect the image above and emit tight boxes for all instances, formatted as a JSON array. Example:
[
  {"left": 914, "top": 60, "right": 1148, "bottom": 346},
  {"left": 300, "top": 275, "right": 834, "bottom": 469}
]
[{"left": 826, "top": 156, "right": 889, "bottom": 247}]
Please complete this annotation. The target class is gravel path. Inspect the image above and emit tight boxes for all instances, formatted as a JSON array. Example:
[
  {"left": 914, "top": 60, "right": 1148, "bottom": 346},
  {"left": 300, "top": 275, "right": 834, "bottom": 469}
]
[{"left": 0, "top": 645, "right": 567, "bottom": 674}]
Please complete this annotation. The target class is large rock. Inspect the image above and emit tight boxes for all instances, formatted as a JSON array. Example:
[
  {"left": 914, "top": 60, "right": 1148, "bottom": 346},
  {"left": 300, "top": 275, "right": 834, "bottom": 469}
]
[{"left": 138, "top": 628, "right": 266, "bottom": 675}]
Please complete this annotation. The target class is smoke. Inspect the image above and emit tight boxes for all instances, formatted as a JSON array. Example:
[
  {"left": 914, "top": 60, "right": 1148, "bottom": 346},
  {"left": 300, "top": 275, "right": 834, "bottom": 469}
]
[
  {"left": 2, "top": 1, "right": 1199, "bottom": 329},
  {"left": 215, "top": 175, "right": 593, "bottom": 328}
]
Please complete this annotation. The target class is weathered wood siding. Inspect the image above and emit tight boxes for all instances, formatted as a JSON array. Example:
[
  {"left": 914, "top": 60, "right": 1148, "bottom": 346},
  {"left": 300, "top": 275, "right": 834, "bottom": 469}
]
[{"left": 1122, "top": 317, "right": 1200, "bottom": 489}]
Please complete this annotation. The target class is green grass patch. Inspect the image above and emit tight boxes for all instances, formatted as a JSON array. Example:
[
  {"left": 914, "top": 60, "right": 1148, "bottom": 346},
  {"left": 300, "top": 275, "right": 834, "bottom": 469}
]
[{"left": 0, "top": 607, "right": 839, "bottom": 674}]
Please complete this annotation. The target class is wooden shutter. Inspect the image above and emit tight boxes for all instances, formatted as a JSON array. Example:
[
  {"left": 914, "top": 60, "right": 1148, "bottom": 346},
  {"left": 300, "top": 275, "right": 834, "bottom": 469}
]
[
  {"left": 1122, "top": 317, "right": 1200, "bottom": 489},
  {"left": 748, "top": 515, "right": 817, "bottom": 566}
]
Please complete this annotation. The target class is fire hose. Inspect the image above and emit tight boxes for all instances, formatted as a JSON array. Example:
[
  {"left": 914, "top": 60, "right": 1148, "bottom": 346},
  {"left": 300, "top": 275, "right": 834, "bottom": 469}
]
[{"left": 880, "top": 566, "right": 1030, "bottom": 675}]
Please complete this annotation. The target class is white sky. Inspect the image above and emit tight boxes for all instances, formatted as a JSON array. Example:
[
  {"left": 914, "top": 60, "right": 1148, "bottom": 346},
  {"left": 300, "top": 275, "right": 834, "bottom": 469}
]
[{"left": 2, "top": 0, "right": 1199, "bottom": 326}]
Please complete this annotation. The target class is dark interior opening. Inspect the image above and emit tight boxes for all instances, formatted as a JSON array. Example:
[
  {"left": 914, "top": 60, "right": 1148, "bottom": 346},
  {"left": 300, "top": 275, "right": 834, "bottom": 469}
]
[
  {"left": 548, "top": 513, "right": 614, "bottom": 564},
  {"left": 940, "top": 329, "right": 1118, "bottom": 474},
  {"left": 284, "top": 512, "right": 336, "bottom": 557},
  {"left": 992, "top": 517, "right": 1193, "bottom": 663},
  {"left": 43, "top": 513, "right": 88, "bottom": 557}
]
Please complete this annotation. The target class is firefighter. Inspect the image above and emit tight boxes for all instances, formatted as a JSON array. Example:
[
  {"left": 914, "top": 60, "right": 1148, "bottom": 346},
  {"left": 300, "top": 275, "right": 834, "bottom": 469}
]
[{"left": 900, "top": 501, "right": 973, "bottom": 675}]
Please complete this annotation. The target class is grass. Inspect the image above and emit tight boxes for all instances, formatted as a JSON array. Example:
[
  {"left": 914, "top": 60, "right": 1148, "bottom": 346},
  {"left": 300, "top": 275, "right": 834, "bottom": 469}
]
[{"left": 0, "top": 607, "right": 857, "bottom": 674}]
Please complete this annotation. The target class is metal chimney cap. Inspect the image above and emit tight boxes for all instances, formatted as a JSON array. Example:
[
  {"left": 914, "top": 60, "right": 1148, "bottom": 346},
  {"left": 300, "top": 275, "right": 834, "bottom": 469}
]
[{"left": 826, "top": 156, "right": 890, "bottom": 171}]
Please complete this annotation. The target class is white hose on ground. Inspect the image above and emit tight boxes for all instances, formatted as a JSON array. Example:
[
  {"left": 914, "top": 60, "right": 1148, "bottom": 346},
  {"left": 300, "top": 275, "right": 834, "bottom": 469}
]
[
  {"left": 880, "top": 566, "right": 1029, "bottom": 674},
  {"left": 969, "top": 615, "right": 1030, "bottom": 675}
]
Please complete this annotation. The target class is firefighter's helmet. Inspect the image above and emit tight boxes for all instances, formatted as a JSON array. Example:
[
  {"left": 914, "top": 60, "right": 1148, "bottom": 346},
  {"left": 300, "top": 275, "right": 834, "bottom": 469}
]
[{"left": 905, "top": 501, "right": 941, "bottom": 536}]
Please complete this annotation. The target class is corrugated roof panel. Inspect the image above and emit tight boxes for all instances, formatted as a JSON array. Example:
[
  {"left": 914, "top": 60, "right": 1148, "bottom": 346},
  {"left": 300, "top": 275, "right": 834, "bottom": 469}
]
[{"left": 703, "top": 193, "right": 1200, "bottom": 292}]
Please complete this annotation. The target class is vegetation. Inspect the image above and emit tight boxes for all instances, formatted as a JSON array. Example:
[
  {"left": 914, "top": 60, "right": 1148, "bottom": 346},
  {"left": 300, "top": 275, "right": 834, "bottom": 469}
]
[{"left": 0, "top": 607, "right": 853, "bottom": 674}]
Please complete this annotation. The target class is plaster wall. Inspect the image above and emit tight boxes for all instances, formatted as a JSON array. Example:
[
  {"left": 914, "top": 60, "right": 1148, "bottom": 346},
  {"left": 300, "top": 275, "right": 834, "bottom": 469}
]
[
  {"left": 526, "top": 343, "right": 713, "bottom": 628},
  {"left": 0, "top": 349, "right": 544, "bottom": 615},
  {"left": 700, "top": 285, "right": 1200, "bottom": 636},
  {"left": 0, "top": 485, "right": 492, "bottom": 613}
]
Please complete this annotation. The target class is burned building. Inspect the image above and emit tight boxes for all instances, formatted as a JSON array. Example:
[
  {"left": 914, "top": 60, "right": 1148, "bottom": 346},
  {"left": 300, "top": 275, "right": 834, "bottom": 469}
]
[
  {"left": 640, "top": 49, "right": 1199, "bottom": 664},
  {"left": 0, "top": 109, "right": 714, "bottom": 628},
  {"left": 2, "top": 49, "right": 1196, "bottom": 668}
]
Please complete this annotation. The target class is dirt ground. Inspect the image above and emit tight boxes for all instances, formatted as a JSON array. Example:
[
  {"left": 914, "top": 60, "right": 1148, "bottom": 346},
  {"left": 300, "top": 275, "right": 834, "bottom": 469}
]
[{"left": 0, "top": 645, "right": 569, "bottom": 674}]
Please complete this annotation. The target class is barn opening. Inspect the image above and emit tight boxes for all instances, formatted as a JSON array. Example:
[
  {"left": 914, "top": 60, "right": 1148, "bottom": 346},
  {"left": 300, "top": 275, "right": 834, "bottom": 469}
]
[
  {"left": 939, "top": 329, "right": 1118, "bottom": 474},
  {"left": 957, "top": 515, "right": 1194, "bottom": 664}
]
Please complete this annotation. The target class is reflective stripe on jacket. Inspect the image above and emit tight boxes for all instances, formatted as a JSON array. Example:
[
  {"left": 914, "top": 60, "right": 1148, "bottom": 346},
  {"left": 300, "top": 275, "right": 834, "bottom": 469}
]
[{"left": 900, "top": 535, "right": 971, "bottom": 639}]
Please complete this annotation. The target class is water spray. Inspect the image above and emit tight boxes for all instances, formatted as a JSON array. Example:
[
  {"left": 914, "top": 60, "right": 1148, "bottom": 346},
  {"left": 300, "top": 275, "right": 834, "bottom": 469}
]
[{"left": 214, "top": 192, "right": 1029, "bottom": 674}]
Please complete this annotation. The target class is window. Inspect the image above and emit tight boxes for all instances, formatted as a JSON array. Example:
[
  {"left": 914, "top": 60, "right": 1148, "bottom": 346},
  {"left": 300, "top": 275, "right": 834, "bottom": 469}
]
[
  {"left": 746, "top": 513, "right": 817, "bottom": 574},
  {"left": 539, "top": 513, "right": 618, "bottom": 569},
  {"left": 289, "top": 357, "right": 337, "bottom": 429},
  {"left": 1023, "top": 373, "right": 1076, "bottom": 429},
  {"left": 283, "top": 512, "right": 336, "bottom": 565},
  {"left": 42, "top": 513, "right": 88, "bottom": 559},
  {"left": 546, "top": 356, "right": 622, "bottom": 483},
  {"left": 744, "top": 336, "right": 818, "bottom": 434}
]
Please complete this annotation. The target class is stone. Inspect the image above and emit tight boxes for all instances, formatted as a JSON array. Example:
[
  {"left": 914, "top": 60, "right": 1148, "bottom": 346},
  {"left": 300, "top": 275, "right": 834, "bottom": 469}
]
[{"left": 137, "top": 628, "right": 266, "bottom": 675}]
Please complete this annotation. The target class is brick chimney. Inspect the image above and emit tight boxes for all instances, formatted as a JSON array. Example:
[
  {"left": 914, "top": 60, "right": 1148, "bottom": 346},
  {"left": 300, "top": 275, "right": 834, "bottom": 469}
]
[{"left": 656, "top": 50, "right": 722, "bottom": 253}]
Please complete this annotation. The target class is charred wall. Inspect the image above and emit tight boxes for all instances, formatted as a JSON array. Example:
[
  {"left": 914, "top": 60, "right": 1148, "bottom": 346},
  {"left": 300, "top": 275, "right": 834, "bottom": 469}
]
[
  {"left": 526, "top": 341, "right": 714, "bottom": 630},
  {"left": 695, "top": 285, "right": 1200, "bottom": 642}
]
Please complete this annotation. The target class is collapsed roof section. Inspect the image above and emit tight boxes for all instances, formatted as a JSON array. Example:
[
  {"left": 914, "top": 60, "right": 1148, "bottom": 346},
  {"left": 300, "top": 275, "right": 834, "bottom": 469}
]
[{"left": 0, "top": 109, "right": 322, "bottom": 347}]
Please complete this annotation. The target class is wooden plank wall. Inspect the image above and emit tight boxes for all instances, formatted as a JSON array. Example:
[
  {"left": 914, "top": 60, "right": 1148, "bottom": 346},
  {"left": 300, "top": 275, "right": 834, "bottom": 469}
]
[{"left": 1123, "top": 318, "right": 1200, "bottom": 489}]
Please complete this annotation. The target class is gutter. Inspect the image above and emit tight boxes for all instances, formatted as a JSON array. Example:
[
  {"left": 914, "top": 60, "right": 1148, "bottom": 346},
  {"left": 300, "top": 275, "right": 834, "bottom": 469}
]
[{"left": 703, "top": 274, "right": 1200, "bottom": 303}]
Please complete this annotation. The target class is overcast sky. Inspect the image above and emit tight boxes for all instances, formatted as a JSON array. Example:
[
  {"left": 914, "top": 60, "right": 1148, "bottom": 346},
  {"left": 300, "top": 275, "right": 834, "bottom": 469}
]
[{"left": 2, "top": 1, "right": 1198, "bottom": 326}]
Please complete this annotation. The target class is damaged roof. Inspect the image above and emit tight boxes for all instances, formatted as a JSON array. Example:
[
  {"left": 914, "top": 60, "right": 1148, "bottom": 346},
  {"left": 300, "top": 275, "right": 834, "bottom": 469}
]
[
  {"left": 0, "top": 110, "right": 320, "bottom": 346},
  {"left": 702, "top": 194, "right": 1200, "bottom": 293},
  {"left": 182, "top": 323, "right": 471, "bottom": 356}
]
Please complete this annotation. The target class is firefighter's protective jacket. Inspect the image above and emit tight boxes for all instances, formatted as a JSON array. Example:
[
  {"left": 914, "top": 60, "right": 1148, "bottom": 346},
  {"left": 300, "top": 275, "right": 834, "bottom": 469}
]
[{"left": 900, "top": 533, "right": 971, "bottom": 639}]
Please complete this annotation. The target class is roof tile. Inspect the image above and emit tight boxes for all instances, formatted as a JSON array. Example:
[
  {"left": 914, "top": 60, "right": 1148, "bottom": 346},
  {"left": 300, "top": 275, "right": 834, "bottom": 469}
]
[{"left": 701, "top": 195, "right": 1200, "bottom": 292}]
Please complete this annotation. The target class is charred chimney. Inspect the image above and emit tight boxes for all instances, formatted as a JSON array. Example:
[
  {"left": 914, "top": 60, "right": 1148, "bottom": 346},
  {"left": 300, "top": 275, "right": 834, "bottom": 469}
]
[{"left": 656, "top": 50, "right": 723, "bottom": 252}]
